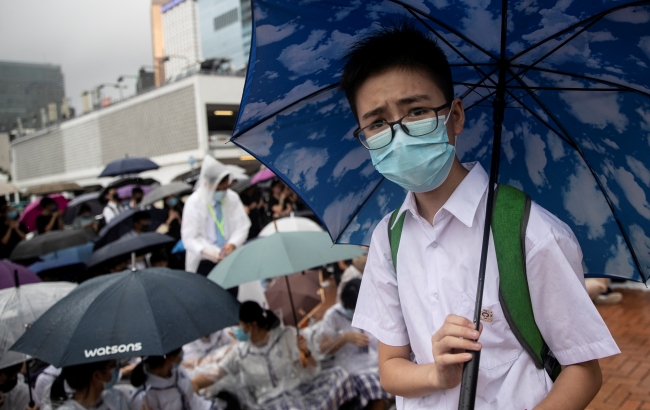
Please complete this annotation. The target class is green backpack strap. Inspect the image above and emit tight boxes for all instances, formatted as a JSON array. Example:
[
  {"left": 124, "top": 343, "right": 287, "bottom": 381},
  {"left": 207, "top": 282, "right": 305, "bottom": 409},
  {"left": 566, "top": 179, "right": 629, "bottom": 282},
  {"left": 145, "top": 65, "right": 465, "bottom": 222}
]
[
  {"left": 388, "top": 206, "right": 407, "bottom": 272},
  {"left": 493, "top": 184, "right": 561, "bottom": 381}
]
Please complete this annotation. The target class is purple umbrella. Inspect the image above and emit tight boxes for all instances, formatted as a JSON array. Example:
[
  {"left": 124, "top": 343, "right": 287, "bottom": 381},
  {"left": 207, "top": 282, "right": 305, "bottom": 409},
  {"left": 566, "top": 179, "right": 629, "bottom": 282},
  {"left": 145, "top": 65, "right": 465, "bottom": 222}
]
[
  {"left": 0, "top": 261, "right": 41, "bottom": 290},
  {"left": 250, "top": 168, "right": 275, "bottom": 185},
  {"left": 116, "top": 185, "right": 153, "bottom": 199}
]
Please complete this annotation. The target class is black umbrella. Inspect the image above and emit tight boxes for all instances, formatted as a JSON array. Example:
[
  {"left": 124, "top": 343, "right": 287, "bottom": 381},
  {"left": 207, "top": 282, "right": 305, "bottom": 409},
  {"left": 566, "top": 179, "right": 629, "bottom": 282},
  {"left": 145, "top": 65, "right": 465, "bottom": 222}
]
[
  {"left": 99, "top": 157, "right": 159, "bottom": 178},
  {"left": 63, "top": 192, "right": 103, "bottom": 225},
  {"left": 88, "top": 233, "right": 175, "bottom": 269},
  {"left": 10, "top": 268, "right": 240, "bottom": 367},
  {"left": 139, "top": 182, "right": 192, "bottom": 208},
  {"left": 10, "top": 229, "right": 96, "bottom": 262},
  {"left": 94, "top": 209, "right": 168, "bottom": 250}
]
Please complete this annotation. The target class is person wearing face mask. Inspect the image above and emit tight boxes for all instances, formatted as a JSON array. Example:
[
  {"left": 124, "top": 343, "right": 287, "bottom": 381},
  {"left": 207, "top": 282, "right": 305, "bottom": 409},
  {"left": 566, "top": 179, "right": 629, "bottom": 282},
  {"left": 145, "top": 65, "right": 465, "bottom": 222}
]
[
  {"left": 121, "top": 211, "right": 151, "bottom": 240},
  {"left": 129, "top": 188, "right": 144, "bottom": 210},
  {"left": 342, "top": 23, "right": 617, "bottom": 410},
  {"left": 319, "top": 279, "right": 393, "bottom": 410},
  {"left": 36, "top": 198, "right": 63, "bottom": 234},
  {"left": 0, "top": 206, "right": 27, "bottom": 259},
  {"left": 43, "top": 360, "right": 128, "bottom": 410},
  {"left": 0, "top": 363, "right": 29, "bottom": 410},
  {"left": 129, "top": 348, "right": 217, "bottom": 410},
  {"left": 73, "top": 205, "right": 99, "bottom": 232},
  {"left": 102, "top": 189, "right": 124, "bottom": 225},
  {"left": 160, "top": 196, "right": 183, "bottom": 242},
  {"left": 181, "top": 156, "right": 250, "bottom": 280},
  {"left": 191, "top": 301, "right": 356, "bottom": 410}
]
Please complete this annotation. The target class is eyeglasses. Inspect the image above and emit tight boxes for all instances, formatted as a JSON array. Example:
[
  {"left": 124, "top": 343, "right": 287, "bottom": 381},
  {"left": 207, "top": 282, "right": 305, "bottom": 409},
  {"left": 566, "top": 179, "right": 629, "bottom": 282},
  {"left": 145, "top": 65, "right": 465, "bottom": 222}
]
[{"left": 353, "top": 102, "right": 452, "bottom": 150}]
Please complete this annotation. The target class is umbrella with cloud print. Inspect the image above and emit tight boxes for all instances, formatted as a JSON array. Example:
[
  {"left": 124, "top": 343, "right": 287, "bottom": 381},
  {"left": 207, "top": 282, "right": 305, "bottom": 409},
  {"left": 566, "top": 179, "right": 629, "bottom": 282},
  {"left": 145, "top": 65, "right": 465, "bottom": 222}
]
[{"left": 230, "top": 1, "right": 650, "bottom": 407}]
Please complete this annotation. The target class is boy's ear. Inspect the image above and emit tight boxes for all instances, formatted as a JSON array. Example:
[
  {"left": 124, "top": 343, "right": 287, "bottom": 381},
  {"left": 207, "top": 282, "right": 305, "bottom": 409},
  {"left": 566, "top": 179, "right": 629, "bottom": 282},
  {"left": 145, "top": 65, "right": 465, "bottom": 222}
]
[{"left": 450, "top": 97, "right": 465, "bottom": 140}]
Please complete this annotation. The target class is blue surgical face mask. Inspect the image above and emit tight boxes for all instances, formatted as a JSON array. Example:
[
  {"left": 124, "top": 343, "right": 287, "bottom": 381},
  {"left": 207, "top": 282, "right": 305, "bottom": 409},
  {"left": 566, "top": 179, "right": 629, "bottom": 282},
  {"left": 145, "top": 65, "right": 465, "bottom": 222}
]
[
  {"left": 233, "top": 327, "right": 250, "bottom": 342},
  {"left": 6, "top": 211, "right": 18, "bottom": 220},
  {"left": 167, "top": 197, "right": 179, "bottom": 207},
  {"left": 212, "top": 190, "right": 226, "bottom": 203},
  {"left": 104, "top": 367, "right": 120, "bottom": 390},
  {"left": 369, "top": 107, "right": 456, "bottom": 193},
  {"left": 343, "top": 308, "right": 354, "bottom": 320},
  {"left": 174, "top": 351, "right": 184, "bottom": 368}
]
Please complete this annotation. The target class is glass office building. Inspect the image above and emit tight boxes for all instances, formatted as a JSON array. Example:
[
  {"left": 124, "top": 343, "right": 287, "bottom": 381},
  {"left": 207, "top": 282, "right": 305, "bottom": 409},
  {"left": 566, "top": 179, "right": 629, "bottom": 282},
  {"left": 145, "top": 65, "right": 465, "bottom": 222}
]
[{"left": 198, "top": 0, "right": 252, "bottom": 70}]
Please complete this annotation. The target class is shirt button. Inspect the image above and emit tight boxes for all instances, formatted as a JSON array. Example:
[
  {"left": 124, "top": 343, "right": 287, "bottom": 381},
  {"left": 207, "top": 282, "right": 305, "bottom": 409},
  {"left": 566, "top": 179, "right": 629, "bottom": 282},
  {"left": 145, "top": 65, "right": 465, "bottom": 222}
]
[
  {"left": 432, "top": 242, "right": 438, "bottom": 248},
  {"left": 434, "top": 293, "right": 439, "bottom": 300}
]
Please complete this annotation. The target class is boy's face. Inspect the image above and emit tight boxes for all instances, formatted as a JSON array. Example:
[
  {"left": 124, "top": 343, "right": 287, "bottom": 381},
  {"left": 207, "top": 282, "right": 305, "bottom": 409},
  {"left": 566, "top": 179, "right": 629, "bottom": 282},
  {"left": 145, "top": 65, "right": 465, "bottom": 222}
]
[{"left": 354, "top": 67, "right": 465, "bottom": 147}]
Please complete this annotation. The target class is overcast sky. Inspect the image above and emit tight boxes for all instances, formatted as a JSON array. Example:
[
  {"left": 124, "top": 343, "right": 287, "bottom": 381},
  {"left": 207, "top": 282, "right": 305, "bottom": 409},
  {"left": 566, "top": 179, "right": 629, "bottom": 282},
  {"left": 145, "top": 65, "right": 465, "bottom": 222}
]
[{"left": 0, "top": 0, "right": 153, "bottom": 113}]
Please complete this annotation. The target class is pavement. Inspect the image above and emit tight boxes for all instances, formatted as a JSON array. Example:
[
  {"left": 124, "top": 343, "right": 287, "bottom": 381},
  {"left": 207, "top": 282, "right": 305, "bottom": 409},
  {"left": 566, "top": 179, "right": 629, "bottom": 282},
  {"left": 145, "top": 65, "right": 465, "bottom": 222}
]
[{"left": 587, "top": 288, "right": 650, "bottom": 410}]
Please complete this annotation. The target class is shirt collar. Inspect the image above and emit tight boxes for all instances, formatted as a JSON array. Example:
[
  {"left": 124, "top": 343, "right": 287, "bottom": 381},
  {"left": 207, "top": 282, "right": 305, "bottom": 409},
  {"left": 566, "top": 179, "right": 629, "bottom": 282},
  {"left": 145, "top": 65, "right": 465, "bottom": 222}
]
[{"left": 396, "top": 162, "right": 488, "bottom": 228}]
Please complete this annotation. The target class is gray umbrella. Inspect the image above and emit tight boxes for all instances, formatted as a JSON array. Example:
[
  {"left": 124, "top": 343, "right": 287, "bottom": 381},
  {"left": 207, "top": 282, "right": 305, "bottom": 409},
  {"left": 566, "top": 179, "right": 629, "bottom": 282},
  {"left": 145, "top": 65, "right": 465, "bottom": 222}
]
[
  {"left": 10, "top": 229, "right": 96, "bottom": 262},
  {"left": 139, "top": 182, "right": 192, "bottom": 208},
  {"left": 88, "top": 233, "right": 175, "bottom": 269}
]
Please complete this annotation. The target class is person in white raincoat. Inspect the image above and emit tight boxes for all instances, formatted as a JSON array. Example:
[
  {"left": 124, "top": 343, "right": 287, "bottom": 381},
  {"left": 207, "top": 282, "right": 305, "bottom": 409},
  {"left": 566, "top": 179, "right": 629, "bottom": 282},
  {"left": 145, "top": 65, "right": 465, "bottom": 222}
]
[
  {"left": 129, "top": 348, "right": 220, "bottom": 410},
  {"left": 0, "top": 363, "right": 29, "bottom": 410},
  {"left": 181, "top": 156, "right": 250, "bottom": 278},
  {"left": 42, "top": 360, "right": 129, "bottom": 410},
  {"left": 182, "top": 330, "right": 234, "bottom": 370}
]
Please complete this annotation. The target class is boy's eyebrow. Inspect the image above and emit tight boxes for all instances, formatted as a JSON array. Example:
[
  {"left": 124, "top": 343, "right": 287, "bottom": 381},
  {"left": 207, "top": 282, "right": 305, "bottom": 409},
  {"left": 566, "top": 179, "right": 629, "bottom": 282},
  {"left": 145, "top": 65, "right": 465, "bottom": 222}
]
[{"left": 361, "top": 94, "right": 432, "bottom": 121}]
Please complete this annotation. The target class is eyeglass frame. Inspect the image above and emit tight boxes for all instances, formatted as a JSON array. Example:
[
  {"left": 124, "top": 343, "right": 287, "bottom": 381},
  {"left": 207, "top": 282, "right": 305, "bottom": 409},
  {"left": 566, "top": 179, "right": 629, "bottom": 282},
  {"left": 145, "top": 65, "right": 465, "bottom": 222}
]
[{"left": 353, "top": 101, "right": 453, "bottom": 150}]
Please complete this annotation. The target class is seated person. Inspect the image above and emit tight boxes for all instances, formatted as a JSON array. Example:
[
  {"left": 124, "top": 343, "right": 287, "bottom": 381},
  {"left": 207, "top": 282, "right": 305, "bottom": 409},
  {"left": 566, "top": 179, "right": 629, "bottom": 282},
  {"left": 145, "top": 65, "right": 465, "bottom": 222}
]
[
  {"left": 37, "top": 197, "right": 63, "bottom": 234},
  {"left": 192, "top": 302, "right": 356, "bottom": 409},
  {"left": 320, "top": 279, "right": 394, "bottom": 409},
  {"left": 44, "top": 360, "right": 128, "bottom": 410},
  {"left": 182, "top": 330, "right": 234, "bottom": 369},
  {"left": 129, "top": 349, "right": 216, "bottom": 410},
  {"left": 0, "top": 362, "right": 29, "bottom": 410}
]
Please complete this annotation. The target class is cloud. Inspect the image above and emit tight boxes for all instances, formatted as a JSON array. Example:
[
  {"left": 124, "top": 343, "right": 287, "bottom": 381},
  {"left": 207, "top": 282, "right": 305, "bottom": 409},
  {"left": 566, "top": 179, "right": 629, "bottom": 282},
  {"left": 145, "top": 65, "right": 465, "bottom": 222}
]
[
  {"left": 563, "top": 154, "right": 612, "bottom": 240},
  {"left": 606, "top": 6, "right": 650, "bottom": 24},
  {"left": 637, "top": 107, "right": 650, "bottom": 145},
  {"left": 521, "top": 5, "right": 579, "bottom": 44},
  {"left": 307, "top": 130, "right": 326, "bottom": 140},
  {"left": 274, "top": 147, "right": 328, "bottom": 191},
  {"left": 429, "top": 0, "right": 449, "bottom": 8},
  {"left": 545, "top": 131, "right": 566, "bottom": 161},
  {"left": 457, "top": 112, "right": 488, "bottom": 161},
  {"left": 331, "top": 147, "right": 370, "bottom": 180},
  {"left": 256, "top": 23, "right": 298, "bottom": 46},
  {"left": 322, "top": 183, "right": 377, "bottom": 237},
  {"left": 626, "top": 155, "right": 650, "bottom": 187},
  {"left": 502, "top": 126, "right": 515, "bottom": 163},
  {"left": 328, "top": 0, "right": 362, "bottom": 21},
  {"left": 241, "top": 80, "right": 321, "bottom": 122},
  {"left": 506, "top": 179, "right": 524, "bottom": 190},
  {"left": 604, "top": 235, "right": 636, "bottom": 279},
  {"left": 459, "top": 0, "right": 503, "bottom": 52},
  {"left": 629, "top": 224, "right": 650, "bottom": 275},
  {"left": 603, "top": 160, "right": 650, "bottom": 220},
  {"left": 639, "top": 36, "right": 650, "bottom": 60},
  {"left": 253, "top": 5, "right": 268, "bottom": 21},
  {"left": 520, "top": 122, "right": 548, "bottom": 187},
  {"left": 602, "top": 138, "right": 620, "bottom": 149}
]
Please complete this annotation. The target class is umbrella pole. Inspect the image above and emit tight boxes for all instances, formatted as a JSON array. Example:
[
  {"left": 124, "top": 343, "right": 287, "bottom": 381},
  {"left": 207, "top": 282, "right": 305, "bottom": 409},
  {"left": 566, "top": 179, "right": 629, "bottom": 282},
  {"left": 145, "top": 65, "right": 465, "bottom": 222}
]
[
  {"left": 131, "top": 252, "right": 137, "bottom": 271},
  {"left": 284, "top": 275, "right": 300, "bottom": 329},
  {"left": 24, "top": 358, "right": 34, "bottom": 407},
  {"left": 457, "top": 64, "right": 507, "bottom": 409}
]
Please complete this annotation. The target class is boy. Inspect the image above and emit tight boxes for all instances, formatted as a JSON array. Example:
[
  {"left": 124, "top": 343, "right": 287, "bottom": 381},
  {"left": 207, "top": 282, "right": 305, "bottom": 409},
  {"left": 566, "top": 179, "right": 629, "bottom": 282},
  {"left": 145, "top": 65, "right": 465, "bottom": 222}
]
[{"left": 344, "top": 23, "right": 619, "bottom": 409}]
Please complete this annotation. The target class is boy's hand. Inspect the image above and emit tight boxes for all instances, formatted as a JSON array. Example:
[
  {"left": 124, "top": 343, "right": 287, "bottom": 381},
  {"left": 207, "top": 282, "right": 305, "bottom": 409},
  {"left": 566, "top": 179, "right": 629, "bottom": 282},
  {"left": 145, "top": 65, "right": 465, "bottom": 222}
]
[
  {"left": 429, "top": 314, "right": 482, "bottom": 390},
  {"left": 345, "top": 332, "right": 370, "bottom": 347}
]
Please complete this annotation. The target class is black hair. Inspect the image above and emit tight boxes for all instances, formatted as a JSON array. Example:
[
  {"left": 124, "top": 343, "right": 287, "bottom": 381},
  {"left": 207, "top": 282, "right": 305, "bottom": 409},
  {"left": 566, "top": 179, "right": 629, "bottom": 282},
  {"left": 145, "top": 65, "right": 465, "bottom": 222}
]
[
  {"left": 0, "top": 363, "right": 22, "bottom": 377},
  {"left": 239, "top": 301, "right": 280, "bottom": 330},
  {"left": 50, "top": 361, "right": 111, "bottom": 402},
  {"left": 340, "top": 21, "right": 454, "bottom": 119},
  {"left": 341, "top": 278, "right": 362, "bottom": 311},
  {"left": 131, "top": 187, "right": 144, "bottom": 196},
  {"left": 132, "top": 211, "right": 150, "bottom": 224},
  {"left": 150, "top": 248, "right": 169, "bottom": 265},
  {"left": 40, "top": 197, "right": 55, "bottom": 209},
  {"left": 131, "top": 347, "right": 182, "bottom": 387},
  {"left": 79, "top": 204, "right": 92, "bottom": 214}
]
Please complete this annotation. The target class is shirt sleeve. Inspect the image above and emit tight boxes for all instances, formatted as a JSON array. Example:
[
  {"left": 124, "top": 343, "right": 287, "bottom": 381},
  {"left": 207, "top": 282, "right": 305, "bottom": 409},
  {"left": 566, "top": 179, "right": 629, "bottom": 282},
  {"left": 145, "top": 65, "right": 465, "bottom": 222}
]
[
  {"left": 181, "top": 195, "right": 211, "bottom": 255},
  {"left": 526, "top": 203, "right": 620, "bottom": 365},
  {"left": 351, "top": 215, "right": 410, "bottom": 346},
  {"left": 319, "top": 307, "right": 340, "bottom": 339},
  {"left": 219, "top": 345, "right": 241, "bottom": 376},
  {"left": 225, "top": 190, "right": 251, "bottom": 248}
]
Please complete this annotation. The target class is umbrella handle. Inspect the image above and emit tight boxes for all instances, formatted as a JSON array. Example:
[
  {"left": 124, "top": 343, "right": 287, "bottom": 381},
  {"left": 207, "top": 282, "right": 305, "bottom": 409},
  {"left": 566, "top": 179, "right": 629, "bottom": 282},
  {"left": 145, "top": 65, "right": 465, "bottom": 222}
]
[{"left": 24, "top": 358, "right": 34, "bottom": 408}]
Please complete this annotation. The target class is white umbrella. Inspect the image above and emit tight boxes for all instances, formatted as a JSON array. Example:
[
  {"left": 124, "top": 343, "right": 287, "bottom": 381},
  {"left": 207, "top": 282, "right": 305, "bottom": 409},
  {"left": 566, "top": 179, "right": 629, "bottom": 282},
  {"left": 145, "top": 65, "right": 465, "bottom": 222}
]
[
  {"left": 258, "top": 215, "right": 323, "bottom": 237},
  {"left": 0, "top": 282, "right": 76, "bottom": 368}
]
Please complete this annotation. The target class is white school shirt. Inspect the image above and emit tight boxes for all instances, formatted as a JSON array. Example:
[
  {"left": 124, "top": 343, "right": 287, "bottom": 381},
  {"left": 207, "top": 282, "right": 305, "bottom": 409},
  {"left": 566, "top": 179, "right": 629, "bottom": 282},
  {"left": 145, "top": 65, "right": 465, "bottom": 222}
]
[
  {"left": 352, "top": 162, "right": 619, "bottom": 410},
  {"left": 2, "top": 375, "right": 29, "bottom": 410},
  {"left": 34, "top": 365, "right": 61, "bottom": 406},
  {"left": 102, "top": 203, "right": 123, "bottom": 224},
  {"left": 42, "top": 384, "right": 128, "bottom": 410},
  {"left": 129, "top": 367, "right": 212, "bottom": 410},
  {"left": 320, "top": 303, "right": 379, "bottom": 375},
  {"left": 181, "top": 189, "right": 251, "bottom": 273}
]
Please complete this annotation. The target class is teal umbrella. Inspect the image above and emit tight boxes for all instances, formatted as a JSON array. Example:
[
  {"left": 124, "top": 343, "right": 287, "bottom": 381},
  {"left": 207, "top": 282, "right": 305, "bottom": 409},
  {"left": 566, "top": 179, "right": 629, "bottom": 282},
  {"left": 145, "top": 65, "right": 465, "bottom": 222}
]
[{"left": 208, "top": 231, "right": 365, "bottom": 289}]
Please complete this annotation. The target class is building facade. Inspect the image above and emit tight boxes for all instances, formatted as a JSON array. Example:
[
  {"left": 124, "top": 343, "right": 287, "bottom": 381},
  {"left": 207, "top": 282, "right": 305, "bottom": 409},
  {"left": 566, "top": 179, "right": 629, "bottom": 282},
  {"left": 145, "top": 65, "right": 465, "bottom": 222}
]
[
  {"left": 161, "top": 0, "right": 203, "bottom": 80},
  {"left": 198, "top": 0, "right": 252, "bottom": 70},
  {"left": 0, "top": 61, "right": 65, "bottom": 132}
]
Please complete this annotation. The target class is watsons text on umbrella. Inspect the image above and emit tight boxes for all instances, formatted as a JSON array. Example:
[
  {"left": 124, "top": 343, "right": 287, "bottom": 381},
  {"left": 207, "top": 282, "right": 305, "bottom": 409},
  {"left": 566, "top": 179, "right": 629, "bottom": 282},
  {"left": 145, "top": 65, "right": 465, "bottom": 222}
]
[{"left": 84, "top": 343, "right": 142, "bottom": 358}]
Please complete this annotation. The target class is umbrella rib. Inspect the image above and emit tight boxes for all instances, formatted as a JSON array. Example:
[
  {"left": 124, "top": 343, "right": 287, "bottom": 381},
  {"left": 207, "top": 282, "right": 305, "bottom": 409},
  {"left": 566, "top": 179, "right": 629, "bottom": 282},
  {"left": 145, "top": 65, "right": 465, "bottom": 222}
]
[
  {"left": 507, "top": 67, "right": 648, "bottom": 282},
  {"left": 392, "top": 0, "right": 498, "bottom": 61},
  {"left": 458, "top": 66, "right": 502, "bottom": 101},
  {"left": 510, "top": 0, "right": 650, "bottom": 61},
  {"left": 231, "top": 83, "right": 340, "bottom": 140},
  {"left": 464, "top": 91, "right": 497, "bottom": 112},
  {"left": 509, "top": 65, "right": 650, "bottom": 99}
]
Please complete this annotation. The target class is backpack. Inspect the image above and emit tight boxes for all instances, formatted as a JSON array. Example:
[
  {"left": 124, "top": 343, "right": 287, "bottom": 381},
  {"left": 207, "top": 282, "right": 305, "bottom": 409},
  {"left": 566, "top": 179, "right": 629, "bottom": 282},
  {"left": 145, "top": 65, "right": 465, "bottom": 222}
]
[{"left": 387, "top": 184, "right": 561, "bottom": 381}]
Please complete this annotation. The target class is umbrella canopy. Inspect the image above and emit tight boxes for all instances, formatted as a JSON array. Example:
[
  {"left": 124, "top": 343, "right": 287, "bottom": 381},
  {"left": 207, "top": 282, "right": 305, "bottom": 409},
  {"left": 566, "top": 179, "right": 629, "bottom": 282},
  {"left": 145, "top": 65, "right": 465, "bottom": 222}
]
[
  {"left": 63, "top": 192, "right": 103, "bottom": 225},
  {"left": 0, "top": 261, "right": 40, "bottom": 290},
  {"left": 39, "top": 242, "right": 95, "bottom": 266},
  {"left": 0, "top": 282, "right": 76, "bottom": 368},
  {"left": 88, "top": 233, "right": 175, "bottom": 269},
  {"left": 94, "top": 208, "right": 168, "bottom": 250},
  {"left": 208, "top": 231, "right": 365, "bottom": 288},
  {"left": 139, "top": 182, "right": 192, "bottom": 208},
  {"left": 265, "top": 270, "right": 321, "bottom": 327},
  {"left": 250, "top": 168, "right": 275, "bottom": 185},
  {"left": 99, "top": 157, "right": 159, "bottom": 178},
  {"left": 10, "top": 229, "right": 96, "bottom": 262},
  {"left": 116, "top": 184, "right": 154, "bottom": 200},
  {"left": 232, "top": 1, "right": 650, "bottom": 284},
  {"left": 19, "top": 195, "right": 69, "bottom": 232},
  {"left": 24, "top": 182, "right": 82, "bottom": 196},
  {"left": 100, "top": 177, "right": 159, "bottom": 202},
  {"left": 258, "top": 216, "right": 323, "bottom": 237},
  {"left": 0, "top": 182, "right": 18, "bottom": 196},
  {"left": 28, "top": 258, "right": 86, "bottom": 282},
  {"left": 10, "top": 268, "right": 240, "bottom": 367}
]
